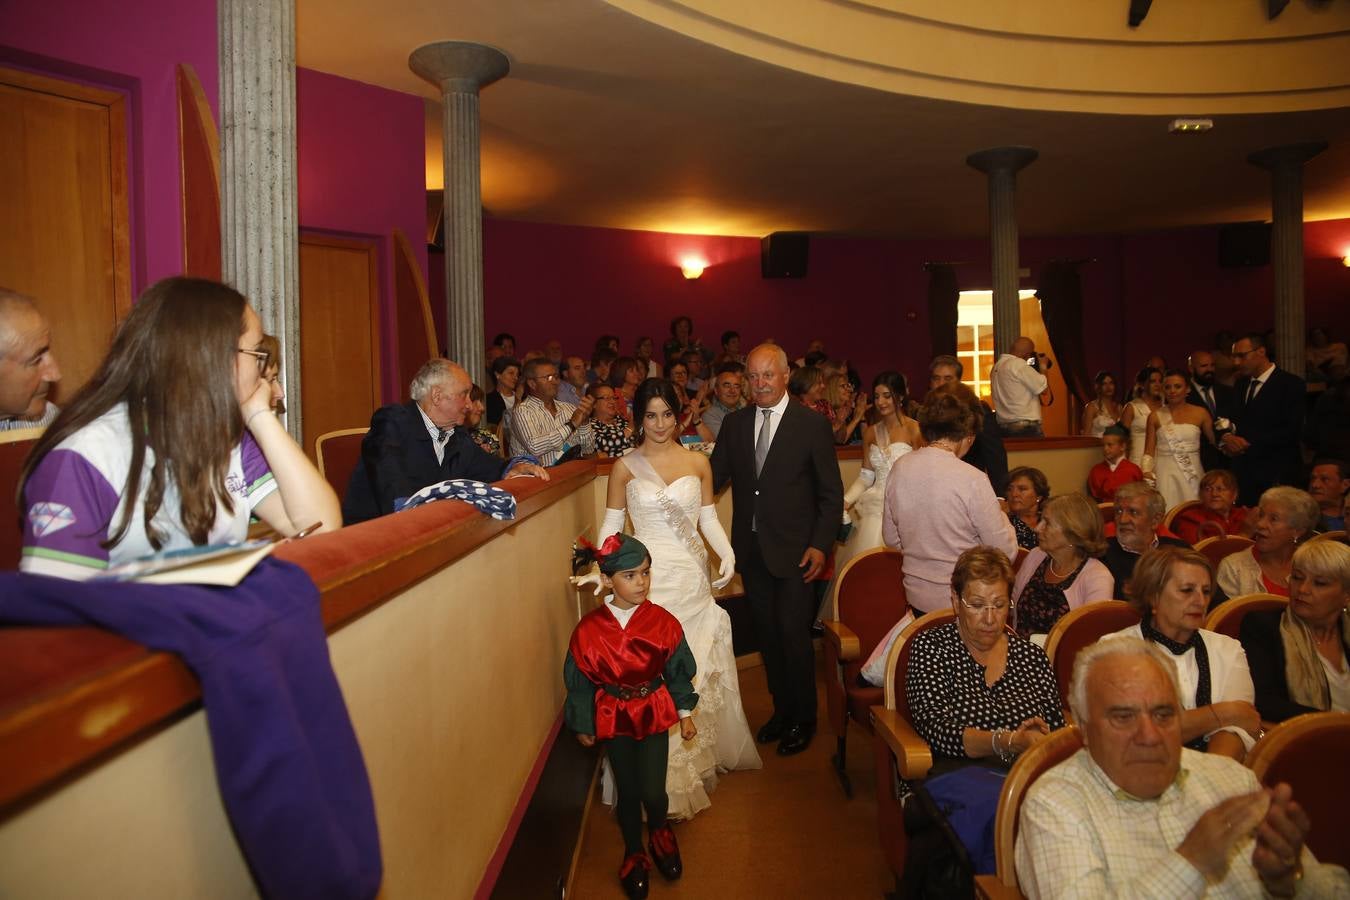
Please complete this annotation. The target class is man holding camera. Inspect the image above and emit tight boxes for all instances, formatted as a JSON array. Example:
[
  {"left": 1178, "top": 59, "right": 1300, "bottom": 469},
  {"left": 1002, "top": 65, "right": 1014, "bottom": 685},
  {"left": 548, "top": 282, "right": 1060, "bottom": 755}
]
[{"left": 991, "top": 335, "right": 1053, "bottom": 437}]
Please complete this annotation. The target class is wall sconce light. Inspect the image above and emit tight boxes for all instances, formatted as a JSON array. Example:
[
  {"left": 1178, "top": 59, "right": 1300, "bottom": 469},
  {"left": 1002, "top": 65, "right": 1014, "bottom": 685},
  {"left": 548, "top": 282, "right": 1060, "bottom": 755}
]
[
  {"left": 680, "top": 257, "right": 706, "bottom": 280},
  {"left": 1342, "top": 254, "right": 1350, "bottom": 268}
]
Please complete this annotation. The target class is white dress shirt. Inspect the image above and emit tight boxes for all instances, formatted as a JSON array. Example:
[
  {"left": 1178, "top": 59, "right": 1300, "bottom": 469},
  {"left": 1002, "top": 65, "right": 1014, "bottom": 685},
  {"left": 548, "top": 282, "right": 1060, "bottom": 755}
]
[
  {"left": 991, "top": 353, "right": 1049, "bottom": 425},
  {"left": 416, "top": 404, "right": 452, "bottom": 465},
  {"left": 751, "top": 392, "right": 791, "bottom": 455},
  {"left": 1244, "top": 363, "right": 1276, "bottom": 403}
]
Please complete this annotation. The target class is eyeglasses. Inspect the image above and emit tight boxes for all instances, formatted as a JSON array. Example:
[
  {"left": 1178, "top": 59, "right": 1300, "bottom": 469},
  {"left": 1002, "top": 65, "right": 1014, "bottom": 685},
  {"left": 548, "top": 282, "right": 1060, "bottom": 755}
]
[
  {"left": 530, "top": 372, "right": 559, "bottom": 382},
  {"left": 238, "top": 348, "right": 271, "bottom": 372},
  {"left": 958, "top": 596, "right": 1011, "bottom": 617},
  {"left": 594, "top": 393, "right": 616, "bottom": 401}
]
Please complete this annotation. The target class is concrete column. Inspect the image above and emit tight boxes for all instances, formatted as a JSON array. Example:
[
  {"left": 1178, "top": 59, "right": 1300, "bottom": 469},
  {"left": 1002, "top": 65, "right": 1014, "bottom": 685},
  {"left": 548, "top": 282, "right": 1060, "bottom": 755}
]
[
  {"left": 219, "top": 0, "right": 300, "bottom": 437},
  {"left": 410, "top": 42, "right": 509, "bottom": 382},
  {"left": 966, "top": 147, "right": 1038, "bottom": 356},
  {"left": 1248, "top": 142, "right": 1327, "bottom": 378}
]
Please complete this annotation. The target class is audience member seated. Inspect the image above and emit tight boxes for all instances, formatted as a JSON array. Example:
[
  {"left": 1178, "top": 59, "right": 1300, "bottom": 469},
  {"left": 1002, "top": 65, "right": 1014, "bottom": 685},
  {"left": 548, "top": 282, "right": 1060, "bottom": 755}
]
[
  {"left": 1240, "top": 540, "right": 1350, "bottom": 722},
  {"left": 0, "top": 289, "right": 61, "bottom": 431},
  {"left": 662, "top": 315, "right": 711, "bottom": 367},
  {"left": 20, "top": 277, "right": 341, "bottom": 578},
  {"left": 880, "top": 384, "right": 1017, "bottom": 617},
  {"left": 634, "top": 335, "right": 661, "bottom": 379},
  {"left": 711, "top": 329, "right": 744, "bottom": 369},
  {"left": 1215, "top": 486, "right": 1319, "bottom": 604},
  {"left": 608, "top": 356, "right": 642, "bottom": 422},
  {"left": 788, "top": 364, "right": 831, "bottom": 423},
  {"left": 825, "top": 372, "right": 867, "bottom": 445},
  {"left": 509, "top": 358, "right": 596, "bottom": 465},
  {"left": 466, "top": 384, "right": 501, "bottom": 456},
  {"left": 793, "top": 337, "right": 826, "bottom": 369},
  {"left": 1120, "top": 366, "right": 1163, "bottom": 467},
  {"left": 344, "top": 359, "right": 546, "bottom": 524},
  {"left": 1102, "top": 482, "right": 1189, "bottom": 599},
  {"left": 1087, "top": 425, "right": 1142, "bottom": 503},
  {"left": 1080, "top": 370, "right": 1121, "bottom": 437},
  {"left": 1309, "top": 458, "right": 1349, "bottom": 532},
  {"left": 1005, "top": 466, "right": 1049, "bottom": 550},
  {"left": 1172, "top": 469, "right": 1250, "bottom": 545},
  {"left": 587, "top": 347, "right": 617, "bottom": 389},
  {"left": 542, "top": 338, "right": 563, "bottom": 368},
  {"left": 665, "top": 361, "right": 713, "bottom": 442},
  {"left": 1012, "top": 493, "right": 1113, "bottom": 644},
  {"left": 1306, "top": 327, "right": 1347, "bottom": 385},
  {"left": 702, "top": 363, "right": 744, "bottom": 440},
  {"left": 680, "top": 349, "right": 708, "bottom": 393},
  {"left": 1015, "top": 637, "right": 1348, "bottom": 899},
  {"left": 557, "top": 354, "right": 587, "bottom": 406},
  {"left": 491, "top": 331, "right": 516, "bottom": 359},
  {"left": 257, "top": 333, "right": 286, "bottom": 415},
  {"left": 485, "top": 355, "right": 520, "bottom": 428},
  {"left": 904, "top": 546, "right": 1064, "bottom": 876},
  {"left": 928, "top": 354, "right": 1008, "bottom": 493},
  {"left": 588, "top": 382, "right": 634, "bottom": 457},
  {"left": 1105, "top": 547, "right": 1260, "bottom": 761}
]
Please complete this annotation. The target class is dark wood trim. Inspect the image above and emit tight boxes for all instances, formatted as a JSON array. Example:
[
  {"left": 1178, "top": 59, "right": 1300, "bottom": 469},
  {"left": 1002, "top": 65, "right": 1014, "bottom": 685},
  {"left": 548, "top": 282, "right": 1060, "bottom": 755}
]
[
  {"left": 176, "top": 63, "right": 221, "bottom": 280},
  {"left": 1004, "top": 436, "right": 1100, "bottom": 450},
  {"left": 0, "top": 461, "right": 598, "bottom": 813}
]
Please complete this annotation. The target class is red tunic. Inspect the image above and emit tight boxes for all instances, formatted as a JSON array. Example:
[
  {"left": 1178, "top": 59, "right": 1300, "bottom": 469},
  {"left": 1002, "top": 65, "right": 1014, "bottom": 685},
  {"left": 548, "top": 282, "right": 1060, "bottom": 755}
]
[{"left": 568, "top": 601, "right": 684, "bottom": 740}]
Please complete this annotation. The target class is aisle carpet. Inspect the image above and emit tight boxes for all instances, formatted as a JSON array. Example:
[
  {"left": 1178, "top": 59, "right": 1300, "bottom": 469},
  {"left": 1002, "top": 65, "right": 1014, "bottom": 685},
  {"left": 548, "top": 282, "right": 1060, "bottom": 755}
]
[{"left": 570, "top": 655, "right": 892, "bottom": 897}]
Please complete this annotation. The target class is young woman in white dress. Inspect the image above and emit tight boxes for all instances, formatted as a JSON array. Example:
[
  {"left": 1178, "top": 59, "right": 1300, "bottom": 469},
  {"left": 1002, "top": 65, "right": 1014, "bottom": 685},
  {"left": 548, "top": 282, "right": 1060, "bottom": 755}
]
[
  {"left": 1119, "top": 366, "right": 1163, "bottom": 466},
  {"left": 1144, "top": 369, "right": 1216, "bottom": 512},
  {"left": 1080, "top": 370, "right": 1122, "bottom": 437},
  {"left": 819, "top": 371, "right": 920, "bottom": 619},
  {"left": 593, "top": 378, "right": 761, "bottom": 820}
]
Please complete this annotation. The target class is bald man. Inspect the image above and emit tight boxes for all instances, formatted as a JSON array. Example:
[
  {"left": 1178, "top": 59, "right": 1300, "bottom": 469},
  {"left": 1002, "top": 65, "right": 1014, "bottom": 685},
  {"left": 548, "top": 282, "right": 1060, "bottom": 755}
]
[
  {"left": 342, "top": 358, "right": 547, "bottom": 523},
  {"left": 990, "top": 336, "right": 1052, "bottom": 437},
  {"left": 0, "top": 290, "right": 61, "bottom": 431}
]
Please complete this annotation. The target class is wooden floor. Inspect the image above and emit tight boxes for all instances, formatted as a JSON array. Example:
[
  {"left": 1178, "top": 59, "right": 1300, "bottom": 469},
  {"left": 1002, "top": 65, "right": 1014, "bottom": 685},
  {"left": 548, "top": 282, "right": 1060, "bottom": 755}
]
[{"left": 570, "top": 655, "right": 894, "bottom": 898}]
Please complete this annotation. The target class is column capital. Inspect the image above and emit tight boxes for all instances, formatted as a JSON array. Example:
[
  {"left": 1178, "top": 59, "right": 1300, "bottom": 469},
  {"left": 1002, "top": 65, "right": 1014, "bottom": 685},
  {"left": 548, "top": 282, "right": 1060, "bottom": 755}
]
[
  {"left": 409, "top": 41, "right": 510, "bottom": 95},
  {"left": 966, "top": 146, "right": 1038, "bottom": 175},
  {"left": 1247, "top": 141, "right": 1327, "bottom": 171}
]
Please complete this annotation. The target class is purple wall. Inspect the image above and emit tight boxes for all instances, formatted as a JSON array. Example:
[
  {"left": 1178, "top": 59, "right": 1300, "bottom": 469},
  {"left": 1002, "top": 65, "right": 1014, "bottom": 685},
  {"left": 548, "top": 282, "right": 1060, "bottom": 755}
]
[
  {"left": 2, "top": 0, "right": 219, "bottom": 290},
  {"left": 296, "top": 67, "right": 429, "bottom": 403}
]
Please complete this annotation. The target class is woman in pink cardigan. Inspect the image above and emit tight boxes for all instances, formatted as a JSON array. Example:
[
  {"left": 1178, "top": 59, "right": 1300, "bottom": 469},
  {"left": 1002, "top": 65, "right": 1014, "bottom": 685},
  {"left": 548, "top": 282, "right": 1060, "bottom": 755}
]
[{"left": 1011, "top": 492, "right": 1116, "bottom": 645}]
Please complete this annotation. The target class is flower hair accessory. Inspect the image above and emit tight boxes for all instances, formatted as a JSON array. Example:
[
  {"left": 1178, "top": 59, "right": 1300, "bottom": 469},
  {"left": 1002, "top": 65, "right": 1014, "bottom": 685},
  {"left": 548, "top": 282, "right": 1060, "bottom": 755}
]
[{"left": 572, "top": 532, "right": 650, "bottom": 575}]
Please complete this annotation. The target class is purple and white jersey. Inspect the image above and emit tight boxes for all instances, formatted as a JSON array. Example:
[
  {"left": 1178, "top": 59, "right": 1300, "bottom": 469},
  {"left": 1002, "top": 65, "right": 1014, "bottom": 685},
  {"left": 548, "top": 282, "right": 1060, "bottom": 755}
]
[{"left": 20, "top": 404, "right": 279, "bottom": 580}]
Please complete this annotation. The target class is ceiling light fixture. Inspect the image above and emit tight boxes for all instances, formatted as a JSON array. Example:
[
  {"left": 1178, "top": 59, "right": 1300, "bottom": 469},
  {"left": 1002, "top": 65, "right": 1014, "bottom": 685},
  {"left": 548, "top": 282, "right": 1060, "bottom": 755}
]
[{"left": 1168, "top": 118, "right": 1214, "bottom": 134}]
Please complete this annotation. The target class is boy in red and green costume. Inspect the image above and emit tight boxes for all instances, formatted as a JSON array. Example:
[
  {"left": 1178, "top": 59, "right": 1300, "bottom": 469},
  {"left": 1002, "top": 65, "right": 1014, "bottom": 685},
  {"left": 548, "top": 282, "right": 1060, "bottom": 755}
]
[{"left": 565, "top": 533, "right": 698, "bottom": 900}]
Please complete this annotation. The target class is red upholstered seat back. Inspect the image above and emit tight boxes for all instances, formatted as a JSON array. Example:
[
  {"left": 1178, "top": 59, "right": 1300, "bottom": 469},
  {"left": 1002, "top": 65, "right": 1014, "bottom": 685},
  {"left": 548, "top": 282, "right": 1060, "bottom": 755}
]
[
  {"left": 1045, "top": 601, "right": 1142, "bottom": 708},
  {"left": 314, "top": 428, "right": 369, "bottom": 498},
  {"left": 891, "top": 608, "right": 957, "bottom": 724},
  {"left": 1248, "top": 712, "right": 1350, "bottom": 869},
  {"left": 1205, "top": 594, "right": 1287, "bottom": 640},
  {"left": 1, "top": 435, "right": 39, "bottom": 570},
  {"left": 835, "top": 548, "right": 906, "bottom": 684},
  {"left": 1195, "top": 535, "right": 1255, "bottom": 570}
]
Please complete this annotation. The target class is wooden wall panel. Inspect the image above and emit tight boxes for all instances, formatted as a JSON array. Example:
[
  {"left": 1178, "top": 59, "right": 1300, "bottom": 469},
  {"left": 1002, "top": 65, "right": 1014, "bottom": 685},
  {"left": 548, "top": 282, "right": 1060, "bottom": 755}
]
[
  {"left": 0, "top": 67, "right": 131, "bottom": 401},
  {"left": 299, "top": 234, "right": 382, "bottom": 459},
  {"left": 392, "top": 228, "right": 437, "bottom": 399},
  {"left": 175, "top": 64, "right": 221, "bottom": 281}
]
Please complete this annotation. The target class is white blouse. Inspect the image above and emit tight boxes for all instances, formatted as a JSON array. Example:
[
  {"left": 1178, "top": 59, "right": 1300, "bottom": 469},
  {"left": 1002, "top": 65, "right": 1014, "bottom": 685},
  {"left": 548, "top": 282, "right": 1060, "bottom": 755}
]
[{"left": 1319, "top": 653, "right": 1350, "bottom": 713}]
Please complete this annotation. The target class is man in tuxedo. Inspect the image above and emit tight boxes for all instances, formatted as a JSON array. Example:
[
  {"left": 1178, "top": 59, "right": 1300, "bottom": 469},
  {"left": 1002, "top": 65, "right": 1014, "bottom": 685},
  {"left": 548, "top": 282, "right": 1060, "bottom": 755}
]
[
  {"left": 711, "top": 344, "right": 843, "bottom": 756},
  {"left": 1185, "top": 350, "right": 1237, "bottom": 472},
  {"left": 1223, "top": 333, "right": 1306, "bottom": 506},
  {"left": 343, "top": 359, "right": 547, "bottom": 524}
]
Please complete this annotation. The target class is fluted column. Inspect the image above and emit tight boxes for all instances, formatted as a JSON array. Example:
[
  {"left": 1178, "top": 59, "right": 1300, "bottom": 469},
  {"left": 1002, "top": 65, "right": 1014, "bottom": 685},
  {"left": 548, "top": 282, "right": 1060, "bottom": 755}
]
[
  {"left": 1248, "top": 142, "right": 1327, "bottom": 378},
  {"left": 966, "top": 147, "right": 1038, "bottom": 356},
  {"left": 410, "top": 42, "right": 509, "bottom": 381},
  {"left": 219, "top": 0, "right": 300, "bottom": 437}
]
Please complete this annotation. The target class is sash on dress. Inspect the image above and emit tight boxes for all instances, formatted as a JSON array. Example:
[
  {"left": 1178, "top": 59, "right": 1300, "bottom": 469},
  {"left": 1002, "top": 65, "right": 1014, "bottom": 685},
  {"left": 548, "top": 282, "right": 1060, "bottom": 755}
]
[
  {"left": 1157, "top": 408, "right": 1199, "bottom": 486},
  {"left": 623, "top": 450, "right": 711, "bottom": 593}
]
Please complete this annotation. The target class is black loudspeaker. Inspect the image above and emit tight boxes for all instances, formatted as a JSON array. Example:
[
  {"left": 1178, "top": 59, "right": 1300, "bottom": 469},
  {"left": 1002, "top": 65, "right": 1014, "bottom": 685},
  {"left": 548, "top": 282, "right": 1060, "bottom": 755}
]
[
  {"left": 1218, "top": 222, "right": 1271, "bottom": 268},
  {"left": 761, "top": 232, "right": 809, "bottom": 278}
]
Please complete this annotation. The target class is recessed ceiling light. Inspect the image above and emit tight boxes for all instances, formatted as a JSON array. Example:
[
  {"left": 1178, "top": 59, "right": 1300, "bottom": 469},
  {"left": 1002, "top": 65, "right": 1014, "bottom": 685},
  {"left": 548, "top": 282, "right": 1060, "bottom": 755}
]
[{"left": 1168, "top": 118, "right": 1214, "bottom": 134}]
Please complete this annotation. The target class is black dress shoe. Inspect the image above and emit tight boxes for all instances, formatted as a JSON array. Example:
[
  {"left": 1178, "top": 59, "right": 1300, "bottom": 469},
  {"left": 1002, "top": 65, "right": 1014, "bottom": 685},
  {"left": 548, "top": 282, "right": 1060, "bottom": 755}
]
[
  {"left": 619, "top": 853, "right": 650, "bottom": 899},
  {"left": 648, "top": 825, "right": 683, "bottom": 881},
  {"left": 756, "top": 719, "right": 786, "bottom": 744},
  {"left": 777, "top": 723, "right": 815, "bottom": 756}
]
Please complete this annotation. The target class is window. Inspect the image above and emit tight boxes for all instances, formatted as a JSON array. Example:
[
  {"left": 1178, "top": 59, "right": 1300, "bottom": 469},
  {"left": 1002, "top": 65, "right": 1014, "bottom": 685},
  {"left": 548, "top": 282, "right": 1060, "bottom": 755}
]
[{"left": 956, "top": 290, "right": 1038, "bottom": 400}]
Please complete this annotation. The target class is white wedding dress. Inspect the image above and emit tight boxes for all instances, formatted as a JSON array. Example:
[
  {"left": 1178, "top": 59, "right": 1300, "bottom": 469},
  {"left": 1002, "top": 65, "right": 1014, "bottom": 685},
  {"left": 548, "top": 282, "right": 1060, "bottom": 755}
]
[
  {"left": 615, "top": 473, "right": 761, "bottom": 819},
  {"left": 1154, "top": 408, "right": 1203, "bottom": 511}
]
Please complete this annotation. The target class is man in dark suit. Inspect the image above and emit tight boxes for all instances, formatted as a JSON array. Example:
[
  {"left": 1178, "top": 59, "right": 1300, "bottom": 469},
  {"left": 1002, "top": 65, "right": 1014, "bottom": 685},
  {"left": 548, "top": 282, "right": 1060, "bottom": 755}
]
[
  {"left": 1223, "top": 333, "right": 1306, "bottom": 507},
  {"left": 1186, "top": 350, "right": 1237, "bottom": 473},
  {"left": 343, "top": 359, "right": 547, "bottom": 524},
  {"left": 711, "top": 344, "right": 843, "bottom": 756}
]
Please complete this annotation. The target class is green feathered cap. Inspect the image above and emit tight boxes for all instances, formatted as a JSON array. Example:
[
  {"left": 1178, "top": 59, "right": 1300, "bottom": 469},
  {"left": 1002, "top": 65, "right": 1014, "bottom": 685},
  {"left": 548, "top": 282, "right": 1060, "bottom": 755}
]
[{"left": 591, "top": 532, "right": 650, "bottom": 574}]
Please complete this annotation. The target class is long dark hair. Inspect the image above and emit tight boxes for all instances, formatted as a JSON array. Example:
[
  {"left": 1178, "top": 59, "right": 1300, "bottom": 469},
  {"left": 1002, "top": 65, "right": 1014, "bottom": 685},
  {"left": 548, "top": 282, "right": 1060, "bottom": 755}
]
[
  {"left": 871, "top": 370, "right": 908, "bottom": 408},
  {"left": 22, "top": 277, "right": 250, "bottom": 550},
  {"left": 632, "top": 378, "right": 681, "bottom": 444}
]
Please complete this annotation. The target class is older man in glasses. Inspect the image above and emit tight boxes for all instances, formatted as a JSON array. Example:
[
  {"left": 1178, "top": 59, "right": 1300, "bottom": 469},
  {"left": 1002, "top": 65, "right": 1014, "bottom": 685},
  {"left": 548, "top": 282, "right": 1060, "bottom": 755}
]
[{"left": 509, "top": 357, "right": 595, "bottom": 466}]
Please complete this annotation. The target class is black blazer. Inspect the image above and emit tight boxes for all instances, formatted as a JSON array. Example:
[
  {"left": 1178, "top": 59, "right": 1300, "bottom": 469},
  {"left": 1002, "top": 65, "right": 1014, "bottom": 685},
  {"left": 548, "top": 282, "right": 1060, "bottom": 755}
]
[
  {"left": 1239, "top": 608, "right": 1349, "bottom": 723},
  {"left": 342, "top": 402, "right": 509, "bottom": 524},
  {"left": 710, "top": 401, "right": 843, "bottom": 579},
  {"left": 1231, "top": 367, "right": 1306, "bottom": 501},
  {"left": 964, "top": 401, "right": 1009, "bottom": 495},
  {"left": 1186, "top": 381, "right": 1237, "bottom": 471}
]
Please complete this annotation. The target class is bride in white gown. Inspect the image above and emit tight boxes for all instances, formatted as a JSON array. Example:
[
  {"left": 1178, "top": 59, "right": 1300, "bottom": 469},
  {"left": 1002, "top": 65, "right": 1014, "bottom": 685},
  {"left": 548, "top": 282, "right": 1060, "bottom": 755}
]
[
  {"left": 1143, "top": 370, "right": 1215, "bottom": 511},
  {"left": 593, "top": 379, "right": 761, "bottom": 820},
  {"left": 820, "top": 372, "right": 921, "bottom": 619}
]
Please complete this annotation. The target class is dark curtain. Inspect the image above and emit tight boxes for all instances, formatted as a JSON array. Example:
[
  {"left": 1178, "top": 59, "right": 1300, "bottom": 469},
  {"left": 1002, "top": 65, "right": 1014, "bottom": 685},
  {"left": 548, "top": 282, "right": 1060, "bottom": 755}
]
[
  {"left": 1036, "top": 261, "right": 1092, "bottom": 408},
  {"left": 926, "top": 264, "right": 959, "bottom": 360}
]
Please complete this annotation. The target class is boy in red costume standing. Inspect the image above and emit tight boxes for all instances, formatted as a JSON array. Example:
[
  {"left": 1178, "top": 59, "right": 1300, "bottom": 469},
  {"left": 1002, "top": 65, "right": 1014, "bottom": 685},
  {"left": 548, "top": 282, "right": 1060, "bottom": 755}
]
[{"left": 566, "top": 533, "right": 698, "bottom": 899}]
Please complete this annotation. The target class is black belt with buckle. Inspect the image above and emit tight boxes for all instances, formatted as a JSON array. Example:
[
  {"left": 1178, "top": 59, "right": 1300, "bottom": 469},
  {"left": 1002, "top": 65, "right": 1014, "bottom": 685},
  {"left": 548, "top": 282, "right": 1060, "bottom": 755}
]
[{"left": 603, "top": 677, "right": 664, "bottom": 700}]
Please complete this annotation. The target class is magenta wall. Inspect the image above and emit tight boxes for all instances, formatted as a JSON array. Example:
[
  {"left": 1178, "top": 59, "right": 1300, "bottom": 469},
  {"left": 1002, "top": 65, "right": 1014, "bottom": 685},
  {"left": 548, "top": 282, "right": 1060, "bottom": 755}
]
[
  {"left": 1, "top": 0, "right": 219, "bottom": 290},
  {"left": 295, "top": 67, "right": 429, "bottom": 403}
]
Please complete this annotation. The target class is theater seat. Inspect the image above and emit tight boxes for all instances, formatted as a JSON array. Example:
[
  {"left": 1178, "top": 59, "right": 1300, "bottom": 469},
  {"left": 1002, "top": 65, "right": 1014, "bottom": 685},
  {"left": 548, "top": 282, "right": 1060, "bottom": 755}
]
[
  {"left": 1194, "top": 534, "right": 1254, "bottom": 569},
  {"left": 1, "top": 429, "right": 42, "bottom": 570},
  {"left": 1204, "top": 592, "right": 1286, "bottom": 640},
  {"left": 1246, "top": 712, "right": 1350, "bottom": 869},
  {"left": 821, "top": 547, "right": 906, "bottom": 796},
  {"left": 1163, "top": 499, "right": 1201, "bottom": 533},
  {"left": 1043, "top": 601, "right": 1141, "bottom": 719},
  {"left": 1097, "top": 502, "right": 1113, "bottom": 526},
  {"left": 1308, "top": 530, "right": 1347, "bottom": 545},
  {"left": 314, "top": 427, "right": 369, "bottom": 498}
]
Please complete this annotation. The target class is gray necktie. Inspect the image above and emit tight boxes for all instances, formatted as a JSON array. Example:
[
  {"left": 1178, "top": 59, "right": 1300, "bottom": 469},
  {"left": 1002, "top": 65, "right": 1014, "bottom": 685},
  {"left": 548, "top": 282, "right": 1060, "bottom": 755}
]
[{"left": 755, "top": 408, "right": 772, "bottom": 476}]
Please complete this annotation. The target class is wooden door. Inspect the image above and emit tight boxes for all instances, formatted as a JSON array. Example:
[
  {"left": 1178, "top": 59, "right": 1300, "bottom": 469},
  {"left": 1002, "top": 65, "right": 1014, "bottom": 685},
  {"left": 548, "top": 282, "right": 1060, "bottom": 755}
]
[
  {"left": 299, "top": 233, "right": 382, "bottom": 460},
  {"left": 0, "top": 68, "right": 132, "bottom": 401}
]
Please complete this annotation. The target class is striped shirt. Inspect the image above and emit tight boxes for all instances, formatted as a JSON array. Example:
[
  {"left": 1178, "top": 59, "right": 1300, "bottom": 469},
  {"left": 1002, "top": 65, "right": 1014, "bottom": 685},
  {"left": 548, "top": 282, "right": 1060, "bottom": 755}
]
[
  {"left": 0, "top": 401, "right": 58, "bottom": 432},
  {"left": 508, "top": 395, "right": 594, "bottom": 466}
]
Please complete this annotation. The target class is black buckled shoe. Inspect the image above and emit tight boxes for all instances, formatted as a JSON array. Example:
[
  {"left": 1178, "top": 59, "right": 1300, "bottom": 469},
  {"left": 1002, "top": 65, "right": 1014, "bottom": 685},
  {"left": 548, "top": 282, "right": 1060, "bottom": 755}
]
[
  {"left": 648, "top": 824, "right": 683, "bottom": 881},
  {"left": 777, "top": 723, "right": 815, "bottom": 756},
  {"left": 619, "top": 852, "right": 651, "bottom": 899},
  {"left": 756, "top": 718, "right": 787, "bottom": 744}
]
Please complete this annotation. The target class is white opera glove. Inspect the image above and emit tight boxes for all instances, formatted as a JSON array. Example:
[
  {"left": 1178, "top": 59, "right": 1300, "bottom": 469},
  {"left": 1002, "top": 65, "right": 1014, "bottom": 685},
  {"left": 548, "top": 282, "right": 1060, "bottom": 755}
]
[
  {"left": 599, "top": 507, "right": 626, "bottom": 542},
  {"left": 698, "top": 504, "right": 736, "bottom": 589},
  {"left": 1140, "top": 454, "right": 1157, "bottom": 486},
  {"left": 843, "top": 469, "right": 876, "bottom": 520},
  {"left": 569, "top": 564, "right": 604, "bottom": 596}
]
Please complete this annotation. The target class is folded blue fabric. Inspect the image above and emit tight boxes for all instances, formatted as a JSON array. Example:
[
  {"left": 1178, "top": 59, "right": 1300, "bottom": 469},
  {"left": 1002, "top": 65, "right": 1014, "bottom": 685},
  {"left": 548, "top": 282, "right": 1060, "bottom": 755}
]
[
  {"left": 394, "top": 477, "right": 518, "bottom": 520},
  {"left": 0, "top": 559, "right": 382, "bottom": 900}
]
